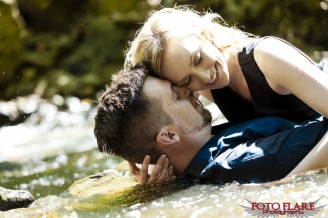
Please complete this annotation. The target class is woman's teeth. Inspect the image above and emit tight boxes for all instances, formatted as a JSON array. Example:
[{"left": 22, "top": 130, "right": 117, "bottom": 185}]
[{"left": 208, "top": 66, "right": 218, "bottom": 85}]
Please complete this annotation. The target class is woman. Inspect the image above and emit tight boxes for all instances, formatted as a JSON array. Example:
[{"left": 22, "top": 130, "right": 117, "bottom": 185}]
[
  {"left": 124, "top": 6, "right": 328, "bottom": 122},
  {"left": 124, "top": 6, "right": 328, "bottom": 184}
]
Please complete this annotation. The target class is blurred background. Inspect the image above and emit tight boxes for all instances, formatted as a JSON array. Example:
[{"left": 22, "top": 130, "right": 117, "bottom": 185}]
[
  {"left": 0, "top": 0, "right": 327, "bottom": 202},
  {"left": 1, "top": 0, "right": 327, "bottom": 105}
]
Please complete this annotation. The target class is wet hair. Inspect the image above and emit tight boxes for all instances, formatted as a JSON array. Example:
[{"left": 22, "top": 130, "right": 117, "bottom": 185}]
[
  {"left": 94, "top": 65, "right": 172, "bottom": 164},
  {"left": 124, "top": 6, "right": 255, "bottom": 77}
]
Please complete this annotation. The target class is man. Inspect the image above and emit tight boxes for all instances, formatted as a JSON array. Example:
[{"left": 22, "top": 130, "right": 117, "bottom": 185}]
[{"left": 94, "top": 65, "right": 328, "bottom": 185}]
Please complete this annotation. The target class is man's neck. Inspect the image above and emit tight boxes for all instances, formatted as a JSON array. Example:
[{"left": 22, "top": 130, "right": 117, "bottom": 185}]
[{"left": 169, "top": 130, "right": 212, "bottom": 176}]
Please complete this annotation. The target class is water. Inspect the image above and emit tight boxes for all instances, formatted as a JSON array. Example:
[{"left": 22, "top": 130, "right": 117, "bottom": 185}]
[
  {"left": 2, "top": 168, "right": 328, "bottom": 217},
  {"left": 0, "top": 96, "right": 327, "bottom": 217},
  {"left": 0, "top": 95, "right": 112, "bottom": 198}
]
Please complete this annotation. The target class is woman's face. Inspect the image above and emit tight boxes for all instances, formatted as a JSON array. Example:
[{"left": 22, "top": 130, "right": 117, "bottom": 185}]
[{"left": 160, "top": 33, "right": 230, "bottom": 91}]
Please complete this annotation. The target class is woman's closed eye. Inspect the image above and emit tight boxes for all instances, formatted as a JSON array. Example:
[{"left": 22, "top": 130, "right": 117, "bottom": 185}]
[
  {"left": 179, "top": 76, "right": 191, "bottom": 87},
  {"left": 195, "top": 51, "right": 202, "bottom": 66}
]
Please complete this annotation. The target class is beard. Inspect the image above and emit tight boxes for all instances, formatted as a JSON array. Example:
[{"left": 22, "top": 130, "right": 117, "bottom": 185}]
[{"left": 200, "top": 106, "right": 212, "bottom": 127}]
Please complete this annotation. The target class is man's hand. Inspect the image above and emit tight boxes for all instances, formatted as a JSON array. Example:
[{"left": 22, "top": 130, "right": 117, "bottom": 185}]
[{"left": 128, "top": 155, "right": 174, "bottom": 185}]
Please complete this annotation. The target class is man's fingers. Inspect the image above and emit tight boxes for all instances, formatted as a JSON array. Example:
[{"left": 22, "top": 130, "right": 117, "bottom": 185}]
[
  {"left": 147, "top": 155, "right": 166, "bottom": 183},
  {"left": 157, "top": 158, "right": 169, "bottom": 182},
  {"left": 140, "top": 155, "right": 151, "bottom": 185},
  {"left": 166, "top": 166, "right": 174, "bottom": 181},
  {"left": 128, "top": 161, "right": 140, "bottom": 175},
  {"left": 130, "top": 155, "right": 174, "bottom": 185}
]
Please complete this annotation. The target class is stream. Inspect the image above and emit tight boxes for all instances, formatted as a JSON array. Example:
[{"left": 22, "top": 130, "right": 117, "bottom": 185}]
[{"left": 0, "top": 96, "right": 327, "bottom": 217}]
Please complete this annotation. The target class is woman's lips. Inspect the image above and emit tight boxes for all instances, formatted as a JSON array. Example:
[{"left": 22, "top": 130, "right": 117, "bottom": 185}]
[{"left": 208, "top": 65, "right": 219, "bottom": 85}]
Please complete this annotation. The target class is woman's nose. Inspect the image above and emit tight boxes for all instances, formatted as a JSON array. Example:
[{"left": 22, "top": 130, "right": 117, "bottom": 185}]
[
  {"left": 194, "top": 69, "right": 211, "bottom": 83},
  {"left": 188, "top": 69, "right": 211, "bottom": 91}
]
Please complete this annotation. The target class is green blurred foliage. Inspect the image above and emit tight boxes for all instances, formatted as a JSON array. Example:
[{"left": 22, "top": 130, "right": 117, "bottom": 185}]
[
  {"left": 167, "top": 0, "right": 328, "bottom": 51},
  {"left": 0, "top": 2, "right": 23, "bottom": 86},
  {"left": 0, "top": 0, "right": 327, "bottom": 100}
]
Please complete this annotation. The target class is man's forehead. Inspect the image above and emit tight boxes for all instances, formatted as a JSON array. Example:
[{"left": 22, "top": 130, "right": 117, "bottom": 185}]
[{"left": 143, "top": 76, "right": 171, "bottom": 97}]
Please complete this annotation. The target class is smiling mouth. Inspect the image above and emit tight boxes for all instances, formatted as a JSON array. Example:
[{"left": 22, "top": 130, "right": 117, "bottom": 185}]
[{"left": 208, "top": 65, "right": 218, "bottom": 85}]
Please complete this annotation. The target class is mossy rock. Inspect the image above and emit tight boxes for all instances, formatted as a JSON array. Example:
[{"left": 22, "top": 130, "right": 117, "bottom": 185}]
[{"left": 0, "top": 187, "right": 34, "bottom": 211}]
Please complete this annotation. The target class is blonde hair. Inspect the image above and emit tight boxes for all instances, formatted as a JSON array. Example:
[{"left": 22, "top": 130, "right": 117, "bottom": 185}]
[{"left": 124, "top": 6, "right": 255, "bottom": 77}]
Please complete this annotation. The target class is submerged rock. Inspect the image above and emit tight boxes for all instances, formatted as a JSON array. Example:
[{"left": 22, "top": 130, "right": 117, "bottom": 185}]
[
  {"left": 1, "top": 166, "right": 327, "bottom": 217},
  {"left": 0, "top": 187, "right": 34, "bottom": 211}
]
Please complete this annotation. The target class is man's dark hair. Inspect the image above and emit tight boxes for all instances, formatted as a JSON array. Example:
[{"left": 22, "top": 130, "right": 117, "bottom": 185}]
[{"left": 94, "top": 65, "right": 172, "bottom": 164}]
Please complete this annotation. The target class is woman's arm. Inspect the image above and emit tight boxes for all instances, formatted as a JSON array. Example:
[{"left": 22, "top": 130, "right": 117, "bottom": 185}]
[
  {"left": 287, "top": 131, "right": 328, "bottom": 176},
  {"left": 254, "top": 37, "right": 328, "bottom": 118}
]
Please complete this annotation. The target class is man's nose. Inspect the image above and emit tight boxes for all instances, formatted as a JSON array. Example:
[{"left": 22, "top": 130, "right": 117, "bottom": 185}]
[{"left": 173, "top": 86, "right": 192, "bottom": 99}]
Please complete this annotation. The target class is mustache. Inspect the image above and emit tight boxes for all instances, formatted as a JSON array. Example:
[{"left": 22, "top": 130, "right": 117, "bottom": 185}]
[
  {"left": 189, "top": 92, "right": 212, "bottom": 125},
  {"left": 189, "top": 92, "right": 202, "bottom": 107}
]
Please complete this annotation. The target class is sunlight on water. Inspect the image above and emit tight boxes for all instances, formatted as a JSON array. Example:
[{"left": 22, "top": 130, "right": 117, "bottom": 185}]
[
  {"left": 0, "top": 97, "right": 327, "bottom": 217},
  {"left": 0, "top": 96, "right": 122, "bottom": 198},
  {"left": 103, "top": 172, "right": 327, "bottom": 218},
  {"left": 4, "top": 170, "right": 326, "bottom": 218},
  {"left": 0, "top": 95, "right": 94, "bottom": 161}
]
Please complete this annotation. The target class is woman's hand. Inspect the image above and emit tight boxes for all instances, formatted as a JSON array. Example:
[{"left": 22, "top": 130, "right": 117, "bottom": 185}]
[{"left": 128, "top": 155, "right": 174, "bottom": 185}]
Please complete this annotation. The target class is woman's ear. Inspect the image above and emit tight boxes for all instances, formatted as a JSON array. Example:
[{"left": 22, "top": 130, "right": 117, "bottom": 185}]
[{"left": 156, "top": 126, "right": 180, "bottom": 147}]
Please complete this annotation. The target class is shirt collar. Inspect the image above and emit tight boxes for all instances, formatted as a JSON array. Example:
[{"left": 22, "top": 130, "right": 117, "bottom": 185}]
[{"left": 181, "top": 134, "right": 221, "bottom": 178}]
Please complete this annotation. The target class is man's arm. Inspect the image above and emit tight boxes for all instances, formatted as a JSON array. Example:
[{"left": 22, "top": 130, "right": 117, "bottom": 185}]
[{"left": 287, "top": 131, "right": 328, "bottom": 176}]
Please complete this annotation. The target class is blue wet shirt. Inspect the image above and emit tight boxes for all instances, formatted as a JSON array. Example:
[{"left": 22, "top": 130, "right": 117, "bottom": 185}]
[{"left": 182, "top": 116, "right": 328, "bottom": 184}]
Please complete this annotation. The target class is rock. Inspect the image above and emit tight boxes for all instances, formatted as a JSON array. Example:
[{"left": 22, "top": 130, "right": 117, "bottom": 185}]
[{"left": 0, "top": 187, "right": 34, "bottom": 211}]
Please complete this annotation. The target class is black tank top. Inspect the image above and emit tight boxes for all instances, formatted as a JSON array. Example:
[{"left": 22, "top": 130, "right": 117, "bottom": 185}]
[{"left": 211, "top": 37, "right": 320, "bottom": 122}]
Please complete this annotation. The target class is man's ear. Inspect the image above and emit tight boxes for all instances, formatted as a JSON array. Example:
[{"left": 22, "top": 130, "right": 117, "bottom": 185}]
[{"left": 156, "top": 126, "right": 181, "bottom": 147}]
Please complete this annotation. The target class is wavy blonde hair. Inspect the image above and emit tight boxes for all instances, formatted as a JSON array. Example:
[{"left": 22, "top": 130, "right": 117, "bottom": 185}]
[{"left": 124, "top": 6, "right": 255, "bottom": 77}]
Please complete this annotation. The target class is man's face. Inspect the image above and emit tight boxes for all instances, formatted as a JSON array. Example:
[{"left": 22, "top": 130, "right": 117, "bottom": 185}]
[{"left": 143, "top": 76, "right": 212, "bottom": 134}]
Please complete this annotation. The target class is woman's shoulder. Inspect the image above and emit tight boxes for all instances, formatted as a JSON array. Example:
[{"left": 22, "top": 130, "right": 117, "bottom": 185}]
[
  {"left": 239, "top": 36, "right": 276, "bottom": 55},
  {"left": 254, "top": 36, "right": 301, "bottom": 55},
  {"left": 249, "top": 36, "right": 281, "bottom": 51},
  {"left": 254, "top": 36, "right": 314, "bottom": 66}
]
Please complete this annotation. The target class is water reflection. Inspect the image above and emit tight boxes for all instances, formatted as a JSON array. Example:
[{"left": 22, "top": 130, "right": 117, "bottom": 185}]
[
  {"left": 0, "top": 95, "right": 118, "bottom": 197},
  {"left": 0, "top": 148, "right": 122, "bottom": 198},
  {"left": 0, "top": 96, "right": 327, "bottom": 217},
  {"left": 2, "top": 169, "right": 327, "bottom": 217}
]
